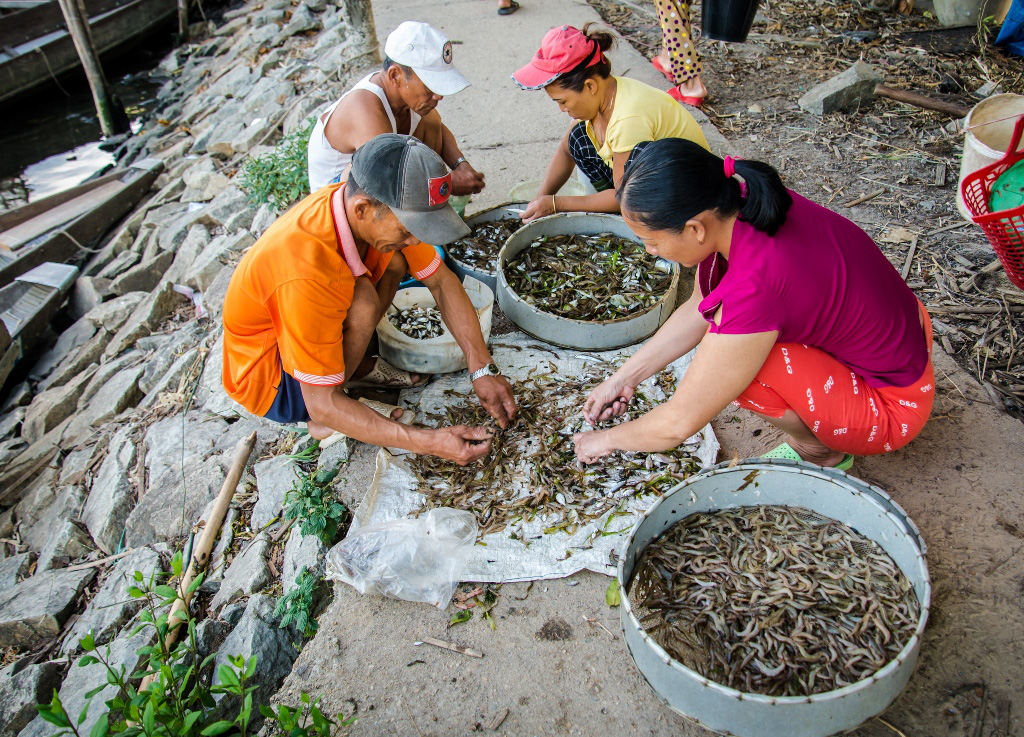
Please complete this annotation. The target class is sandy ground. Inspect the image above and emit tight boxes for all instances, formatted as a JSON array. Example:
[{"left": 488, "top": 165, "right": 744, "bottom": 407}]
[{"left": 277, "top": 0, "right": 1024, "bottom": 735}]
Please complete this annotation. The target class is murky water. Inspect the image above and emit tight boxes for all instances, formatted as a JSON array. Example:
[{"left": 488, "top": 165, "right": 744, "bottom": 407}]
[{"left": 0, "top": 25, "right": 174, "bottom": 209}]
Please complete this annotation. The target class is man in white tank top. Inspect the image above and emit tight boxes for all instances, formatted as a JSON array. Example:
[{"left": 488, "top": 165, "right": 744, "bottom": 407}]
[{"left": 308, "top": 22, "right": 486, "bottom": 194}]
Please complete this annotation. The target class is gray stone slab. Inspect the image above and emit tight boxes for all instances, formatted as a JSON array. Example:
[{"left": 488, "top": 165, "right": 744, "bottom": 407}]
[
  {"left": 185, "top": 229, "right": 255, "bottom": 292},
  {"left": 21, "top": 365, "right": 97, "bottom": 443},
  {"left": 83, "top": 291, "right": 147, "bottom": 332},
  {"left": 798, "top": 61, "right": 883, "bottom": 115},
  {"left": 29, "top": 317, "right": 97, "bottom": 382},
  {"left": 68, "top": 276, "right": 112, "bottom": 321},
  {"left": 0, "top": 567, "right": 96, "bottom": 648},
  {"left": 109, "top": 249, "right": 175, "bottom": 296},
  {"left": 282, "top": 527, "right": 327, "bottom": 594},
  {"left": 0, "top": 552, "right": 32, "bottom": 589},
  {"left": 126, "top": 453, "right": 228, "bottom": 547},
  {"left": 203, "top": 264, "right": 237, "bottom": 320},
  {"left": 38, "top": 327, "right": 113, "bottom": 392},
  {"left": 209, "top": 533, "right": 273, "bottom": 612},
  {"left": 104, "top": 282, "right": 187, "bottom": 359},
  {"left": 164, "top": 223, "right": 211, "bottom": 284},
  {"left": 0, "top": 662, "right": 62, "bottom": 733},
  {"left": 0, "top": 406, "right": 24, "bottom": 440},
  {"left": 36, "top": 519, "right": 94, "bottom": 572},
  {"left": 251, "top": 455, "right": 300, "bottom": 532},
  {"left": 83, "top": 426, "right": 137, "bottom": 555}
]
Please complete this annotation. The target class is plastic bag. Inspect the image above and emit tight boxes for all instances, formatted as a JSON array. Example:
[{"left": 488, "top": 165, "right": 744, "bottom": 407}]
[{"left": 327, "top": 508, "right": 477, "bottom": 608}]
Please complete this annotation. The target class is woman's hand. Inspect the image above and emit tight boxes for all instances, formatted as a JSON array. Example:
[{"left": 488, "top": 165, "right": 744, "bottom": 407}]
[
  {"left": 573, "top": 429, "right": 615, "bottom": 464},
  {"left": 582, "top": 376, "right": 634, "bottom": 425},
  {"left": 520, "top": 194, "right": 556, "bottom": 224}
]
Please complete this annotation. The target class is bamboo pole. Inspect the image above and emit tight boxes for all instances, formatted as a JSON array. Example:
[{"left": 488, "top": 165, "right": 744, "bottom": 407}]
[
  {"left": 55, "top": 0, "right": 125, "bottom": 136},
  {"left": 137, "top": 431, "right": 257, "bottom": 696},
  {"left": 178, "top": 0, "right": 189, "bottom": 42}
]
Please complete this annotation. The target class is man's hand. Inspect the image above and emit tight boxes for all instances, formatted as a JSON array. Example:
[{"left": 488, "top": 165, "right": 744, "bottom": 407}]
[
  {"left": 431, "top": 425, "right": 494, "bottom": 465},
  {"left": 582, "top": 376, "right": 634, "bottom": 425},
  {"left": 573, "top": 429, "right": 615, "bottom": 464},
  {"left": 451, "top": 162, "right": 485, "bottom": 195},
  {"left": 472, "top": 374, "right": 517, "bottom": 429}
]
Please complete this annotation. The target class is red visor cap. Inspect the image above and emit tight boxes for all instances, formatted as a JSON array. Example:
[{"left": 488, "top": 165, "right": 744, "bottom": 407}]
[{"left": 511, "top": 25, "right": 603, "bottom": 91}]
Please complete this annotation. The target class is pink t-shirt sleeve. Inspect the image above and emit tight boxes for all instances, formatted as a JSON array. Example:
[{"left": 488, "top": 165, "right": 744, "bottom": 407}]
[{"left": 697, "top": 253, "right": 783, "bottom": 336}]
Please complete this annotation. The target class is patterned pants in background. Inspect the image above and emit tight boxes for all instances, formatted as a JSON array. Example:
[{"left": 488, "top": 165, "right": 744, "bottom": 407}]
[{"left": 654, "top": 0, "right": 703, "bottom": 84}]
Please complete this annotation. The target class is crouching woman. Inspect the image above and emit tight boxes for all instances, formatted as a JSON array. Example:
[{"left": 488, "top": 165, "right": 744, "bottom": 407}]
[{"left": 573, "top": 138, "right": 934, "bottom": 469}]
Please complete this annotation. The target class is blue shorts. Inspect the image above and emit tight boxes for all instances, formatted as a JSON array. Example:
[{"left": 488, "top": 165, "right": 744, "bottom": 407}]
[{"left": 264, "top": 367, "right": 311, "bottom": 424}]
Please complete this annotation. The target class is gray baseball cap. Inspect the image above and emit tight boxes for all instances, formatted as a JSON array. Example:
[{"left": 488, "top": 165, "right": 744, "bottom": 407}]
[{"left": 350, "top": 134, "right": 470, "bottom": 245}]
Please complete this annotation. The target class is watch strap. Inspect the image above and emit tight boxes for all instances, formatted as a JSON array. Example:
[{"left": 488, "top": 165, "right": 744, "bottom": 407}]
[{"left": 470, "top": 364, "right": 498, "bottom": 382}]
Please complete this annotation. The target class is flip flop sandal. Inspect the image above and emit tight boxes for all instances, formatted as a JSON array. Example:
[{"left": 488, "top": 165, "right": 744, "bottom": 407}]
[
  {"left": 345, "top": 356, "right": 429, "bottom": 389},
  {"left": 651, "top": 55, "right": 674, "bottom": 82},
  {"left": 667, "top": 86, "right": 706, "bottom": 108},
  {"left": 763, "top": 442, "right": 855, "bottom": 471},
  {"left": 318, "top": 397, "right": 415, "bottom": 449},
  {"left": 498, "top": 0, "right": 520, "bottom": 15}
]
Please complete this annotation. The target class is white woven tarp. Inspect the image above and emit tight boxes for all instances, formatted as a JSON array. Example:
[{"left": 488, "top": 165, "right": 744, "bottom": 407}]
[{"left": 333, "top": 333, "right": 719, "bottom": 583}]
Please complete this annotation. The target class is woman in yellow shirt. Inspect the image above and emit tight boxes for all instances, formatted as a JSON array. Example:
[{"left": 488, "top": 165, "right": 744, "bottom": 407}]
[{"left": 512, "top": 24, "right": 709, "bottom": 223}]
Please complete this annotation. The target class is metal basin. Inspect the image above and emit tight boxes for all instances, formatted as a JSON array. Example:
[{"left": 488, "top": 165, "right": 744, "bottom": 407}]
[
  {"left": 618, "top": 460, "right": 930, "bottom": 737},
  {"left": 447, "top": 202, "right": 526, "bottom": 294},
  {"left": 496, "top": 213, "right": 679, "bottom": 350}
]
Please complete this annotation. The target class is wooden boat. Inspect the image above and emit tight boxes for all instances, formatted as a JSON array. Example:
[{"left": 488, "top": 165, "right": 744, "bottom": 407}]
[
  {"left": 0, "top": 157, "right": 163, "bottom": 289},
  {"left": 0, "top": 262, "right": 78, "bottom": 387},
  {"left": 0, "top": 0, "right": 175, "bottom": 104}
]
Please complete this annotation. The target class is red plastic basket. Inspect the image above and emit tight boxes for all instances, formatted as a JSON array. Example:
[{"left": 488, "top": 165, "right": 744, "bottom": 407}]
[{"left": 961, "top": 115, "right": 1024, "bottom": 290}]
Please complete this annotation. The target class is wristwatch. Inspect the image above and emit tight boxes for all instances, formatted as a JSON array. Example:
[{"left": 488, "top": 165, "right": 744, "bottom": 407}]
[
  {"left": 470, "top": 363, "right": 501, "bottom": 382},
  {"left": 452, "top": 156, "right": 470, "bottom": 169}
]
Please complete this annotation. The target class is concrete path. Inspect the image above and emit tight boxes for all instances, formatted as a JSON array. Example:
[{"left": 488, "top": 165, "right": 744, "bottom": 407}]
[{"left": 277, "top": 2, "right": 1024, "bottom": 736}]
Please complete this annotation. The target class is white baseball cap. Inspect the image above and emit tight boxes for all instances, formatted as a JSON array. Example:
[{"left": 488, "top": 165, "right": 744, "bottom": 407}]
[{"left": 384, "top": 21, "right": 471, "bottom": 97}]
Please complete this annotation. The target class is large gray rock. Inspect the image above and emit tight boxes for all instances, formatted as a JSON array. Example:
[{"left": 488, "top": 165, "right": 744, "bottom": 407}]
[
  {"left": 180, "top": 159, "right": 232, "bottom": 202},
  {"left": 58, "top": 434, "right": 110, "bottom": 487},
  {"left": 109, "top": 249, "right": 175, "bottom": 295},
  {"left": 0, "top": 380, "right": 31, "bottom": 412},
  {"left": 104, "top": 282, "right": 187, "bottom": 359},
  {"left": 0, "top": 567, "right": 95, "bottom": 647},
  {"left": 96, "top": 248, "right": 141, "bottom": 280},
  {"left": 0, "top": 662, "right": 62, "bottom": 733},
  {"left": 209, "top": 533, "right": 273, "bottom": 611},
  {"left": 36, "top": 519, "right": 93, "bottom": 572},
  {"left": 20, "top": 628, "right": 154, "bottom": 737},
  {"left": 185, "top": 230, "right": 254, "bottom": 293},
  {"left": 138, "top": 347, "right": 200, "bottom": 409},
  {"left": 67, "top": 363, "right": 145, "bottom": 437},
  {"left": 207, "top": 62, "right": 254, "bottom": 98},
  {"left": 251, "top": 455, "right": 299, "bottom": 531},
  {"left": 249, "top": 203, "right": 280, "bottom": 238},
  {"left": 21, "top": 365, "right": 97, "bottom": 443},
  {"left": 83, "top": 291, "right": 147, "bottom": 332},
  {"left": 138, "top": 321, "right": 206, "bottom": 395},
  {"left": 273, "top": 3, "right": 321, "bottom": 44},
  {"left": 211, "top": 594, "right": 298, "bottom": 716},
  {"left": 19, "top": 482, "right": 85, "bottom": 553},
  {"left": 163, "top": 224, "right": 211, "bottom": 284},
  {"left": 317, "top": 437, "right": 351, "bottom": 475},
  {"left": 38, "top": 326, "right": 113, "bottom": 391},
  {"left": 203, "top": 264, "right": 236, "bottom": 320},
  {"left": 68, "top": 276, "right": 112, "bottom": 321},
  {"left": 126, "top": 453, "right": 229, "bottom": 547},
  {"left": 83, "top": 426, "right": 137, "bottom": 554},
  {"left": 0, "top": 405, "right": 24, "bottom": 439},
  {"left": 282, "top": 527, "right": 327, "bottom": 594},
  {"left": 29, "top": 318, "right": 97, "bottom": 381},
  {"left": 798, "top": 61, "right": 883, "bottom": 115},
  {"left": 0, "top": 552, "right": 32, "bottom": 589},
  {"left": 63, "top": 545, "right": 163, "bottom": 654},
  {"left": 144, "top": 410, "right": 230, "bottom": 488}
]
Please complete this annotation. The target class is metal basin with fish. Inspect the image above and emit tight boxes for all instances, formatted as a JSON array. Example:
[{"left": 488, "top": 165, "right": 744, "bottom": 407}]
[
  {"left": 618, "top": 459, "right": 930, "bottom": 737},
  {"left": 496, "top": 213, "right": 679, "bottom": 350},
  {"left": 447, "top": 203, "right": 526, "bottom": 293}
]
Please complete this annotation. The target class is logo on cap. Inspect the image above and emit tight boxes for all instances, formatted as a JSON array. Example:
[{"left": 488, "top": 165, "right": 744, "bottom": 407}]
[
  {"left": 442, "top": 41, "right": 453, "bottom": 64},
  {"left": 428, "top": 174, "right": 451, "bottom": 206}
]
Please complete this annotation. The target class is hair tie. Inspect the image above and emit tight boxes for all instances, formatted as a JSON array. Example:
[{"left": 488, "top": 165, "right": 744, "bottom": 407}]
[{"left": 723, "top": 155, "right": 738, "bottom": 179}]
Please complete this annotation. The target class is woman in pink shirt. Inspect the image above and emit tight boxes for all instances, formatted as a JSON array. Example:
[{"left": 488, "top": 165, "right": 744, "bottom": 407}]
[{"left": 573, "top": 138, "right": 935, "bottom": 469}]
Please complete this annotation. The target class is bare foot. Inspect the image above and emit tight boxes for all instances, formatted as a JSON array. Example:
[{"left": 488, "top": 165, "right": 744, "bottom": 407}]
[
  {"left": 676, "top": 75, "right": 707, "bottom": 101},
  {"left": 657, "top": 48, "right": 670, "bottom": 67}
]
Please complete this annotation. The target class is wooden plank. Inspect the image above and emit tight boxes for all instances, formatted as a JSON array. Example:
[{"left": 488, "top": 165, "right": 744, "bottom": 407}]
[
  {"left": 0, "top": 168, "right": 120, "bottom": 230},
  {"left": 0, "top": 179, "right": 123, "bottom": 251},
  {"left": 0, "top": 0, "right": 51, "bottom": 8}
]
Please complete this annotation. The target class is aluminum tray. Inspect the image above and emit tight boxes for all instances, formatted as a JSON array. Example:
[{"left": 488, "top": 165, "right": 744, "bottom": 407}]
[{"left": 447, "top": 202, "right": 526, "bottom": 294}]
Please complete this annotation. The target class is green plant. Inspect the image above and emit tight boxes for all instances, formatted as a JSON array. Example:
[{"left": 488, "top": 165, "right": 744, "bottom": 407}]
[
  {"left": 35, "top": 551, "right": 257, "bottom": 736},
  {"left": 237, "top": 116, "right": 317, "bottom": 208},
  {"left": 283, "top": 467, "right": 348, "bottom": 544},
  {"left": 260, "top": 692, "right": 356, "bottom": 736},
  {"left": 275, "top": 567, "right": 323, "bottom": 638}
]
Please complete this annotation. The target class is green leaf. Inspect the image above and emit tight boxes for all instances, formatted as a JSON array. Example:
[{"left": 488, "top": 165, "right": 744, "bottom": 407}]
[
  {"left": 217, "top": 664, "right": 240, "bottom": 689},
  {"left": 183, "top": 710, "right": 204, "bottom": 732},
  {"left": 36, "top": 709, "right": 71, "bottom": 728},
  {"left": 90, "top": 716, "right": 110, "bottom": 737},
  {"left": 187, "top": 573, "right": 206, "bottom": 594},
  {"left": 143, "top": 699, "right": 155, "bottom": 734},
  {"left": 259, "top": 705, "right": 277, "bottom": 719},
  {"left": 245, "top": 656, "right": 257, "bottom": 679},
  {"left": 605, "top": 578, "right": 621, "bottom": 607},
  {"left": 200, "top": 720, "right": 237, "bottom": 735},
  {"left": 450, "top": 609, "right": 472, "bottom": 626}
]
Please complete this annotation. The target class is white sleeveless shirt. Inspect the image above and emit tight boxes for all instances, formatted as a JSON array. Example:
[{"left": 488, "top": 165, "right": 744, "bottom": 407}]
[{"left": 307, "top": 73, "right": 422, "bottom": 191}]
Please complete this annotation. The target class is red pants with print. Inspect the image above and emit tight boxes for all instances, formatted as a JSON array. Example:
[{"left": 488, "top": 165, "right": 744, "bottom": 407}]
[{"left": 734, "top": 308, "right": 934, "bottom": 456}]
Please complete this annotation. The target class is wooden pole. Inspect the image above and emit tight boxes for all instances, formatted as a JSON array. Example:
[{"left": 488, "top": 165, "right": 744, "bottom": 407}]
[
  {"left": 55, "top": 0, "right": 125, "bottom": 136},
  {"left": 136, "top": 431, "right": 257, "bottom": 697},
  {"left": 337, "top": 0, "right": 381, "bottom": 63},
  {"left": 178, "top": 0, "right": 189, "bottom": 42},
  {"left": 874, "top": 85, "right": 971, "bottom": 119}
]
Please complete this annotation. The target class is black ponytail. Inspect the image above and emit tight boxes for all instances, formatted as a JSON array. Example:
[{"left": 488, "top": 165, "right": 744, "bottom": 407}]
[
  {"left": 554, "top": 23, "right": 615, "bottom": 93},
  {"left": 618, "top": 139, "right": 792, "bottom": 236}
]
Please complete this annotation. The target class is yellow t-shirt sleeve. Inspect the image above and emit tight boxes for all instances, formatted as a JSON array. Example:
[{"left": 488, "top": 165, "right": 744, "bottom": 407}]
[
  {"left": 268, "top": 279, "right": 350, "bottom": 385},
  {"left": 606, "top": 115, "right": 660, "bottom": 157}
]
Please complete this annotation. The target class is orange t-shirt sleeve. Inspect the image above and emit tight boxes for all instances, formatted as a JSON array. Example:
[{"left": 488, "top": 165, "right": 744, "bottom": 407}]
[
  {"left": 403, "top": 242, "right": 442, "bottom": 281},
  {"left": 267, "top": 279, "right": 350, "bottom": 385}
]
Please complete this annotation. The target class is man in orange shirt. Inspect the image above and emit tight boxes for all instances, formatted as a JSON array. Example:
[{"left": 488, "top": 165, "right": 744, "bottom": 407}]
[{"left": 223, "top": 134, "right": 516, "bottom": 465}]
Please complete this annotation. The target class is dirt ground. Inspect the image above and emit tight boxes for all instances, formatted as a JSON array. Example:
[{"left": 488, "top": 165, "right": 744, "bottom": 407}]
[{"left": 277, "top": 0, "right": 1024, "bottom": 735}]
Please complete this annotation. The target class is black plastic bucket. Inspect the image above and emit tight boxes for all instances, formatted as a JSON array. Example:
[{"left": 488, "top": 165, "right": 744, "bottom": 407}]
[{"left": 702, "top": 0, "right": 760, "bottom": 42}]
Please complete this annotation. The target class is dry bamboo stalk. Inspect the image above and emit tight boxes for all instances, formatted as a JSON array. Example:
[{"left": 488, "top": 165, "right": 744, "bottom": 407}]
[
  {"left": 419, "top": 636, "right": 484, "bottom": 658},
  {"left": 137, "top": 431, "right": 257, "bottom": 696}
]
